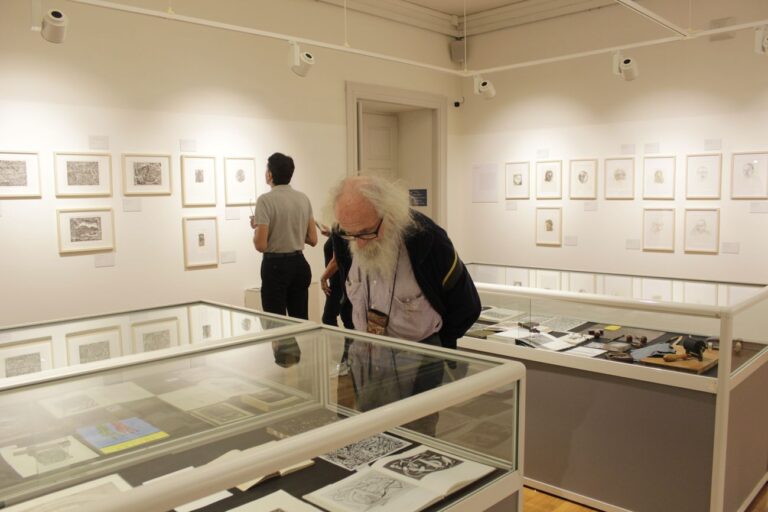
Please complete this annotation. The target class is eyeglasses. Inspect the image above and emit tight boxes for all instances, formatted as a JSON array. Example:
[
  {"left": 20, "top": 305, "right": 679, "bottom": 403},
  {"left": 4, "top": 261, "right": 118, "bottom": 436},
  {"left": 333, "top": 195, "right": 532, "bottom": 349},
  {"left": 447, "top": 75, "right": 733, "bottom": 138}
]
[{"left": 338, "top": 218, "right": 383, "bottom": 241}]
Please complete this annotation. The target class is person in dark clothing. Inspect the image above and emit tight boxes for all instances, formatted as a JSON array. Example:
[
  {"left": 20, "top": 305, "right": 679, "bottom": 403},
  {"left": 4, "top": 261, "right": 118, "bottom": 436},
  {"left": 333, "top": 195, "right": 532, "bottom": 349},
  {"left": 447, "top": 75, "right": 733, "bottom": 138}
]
[{"left": 327, "top": 175, "right": 481, "bottom": 434}]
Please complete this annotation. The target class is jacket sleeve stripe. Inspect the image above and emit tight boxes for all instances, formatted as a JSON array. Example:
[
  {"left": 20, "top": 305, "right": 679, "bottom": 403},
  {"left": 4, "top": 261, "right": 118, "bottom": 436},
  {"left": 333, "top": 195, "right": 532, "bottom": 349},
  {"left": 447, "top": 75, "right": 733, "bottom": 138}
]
[{"left": 442, "top": 250, "right": 460, "bottom": 289}]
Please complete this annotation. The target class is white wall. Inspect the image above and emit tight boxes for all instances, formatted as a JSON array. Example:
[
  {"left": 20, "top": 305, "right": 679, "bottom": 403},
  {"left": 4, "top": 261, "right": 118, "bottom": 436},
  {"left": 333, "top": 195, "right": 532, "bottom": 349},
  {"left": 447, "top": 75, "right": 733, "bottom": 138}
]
[
  {"left": 449, "top": 31, "right": 768, "bottom": 285},
  {"left": 397, "top": 109, "right": 434, "bottom": 218},
  {"left": 0, "top": 0, "right": 460, "bottom": 326}
]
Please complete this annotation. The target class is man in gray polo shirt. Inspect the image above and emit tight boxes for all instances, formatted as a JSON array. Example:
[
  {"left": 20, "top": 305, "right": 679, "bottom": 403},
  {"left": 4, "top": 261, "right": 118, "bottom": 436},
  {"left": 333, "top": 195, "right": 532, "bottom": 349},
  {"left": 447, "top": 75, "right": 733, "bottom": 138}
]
[{"left": 250, "top": 152, "right": 317, "bottom": 319}]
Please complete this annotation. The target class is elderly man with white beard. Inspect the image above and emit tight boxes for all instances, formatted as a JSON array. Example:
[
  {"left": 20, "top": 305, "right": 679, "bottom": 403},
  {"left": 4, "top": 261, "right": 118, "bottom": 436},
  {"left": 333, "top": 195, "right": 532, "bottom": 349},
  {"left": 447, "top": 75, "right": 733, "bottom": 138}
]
[{"left": 327, "top": 175, "right": 480, "bottom": 433}]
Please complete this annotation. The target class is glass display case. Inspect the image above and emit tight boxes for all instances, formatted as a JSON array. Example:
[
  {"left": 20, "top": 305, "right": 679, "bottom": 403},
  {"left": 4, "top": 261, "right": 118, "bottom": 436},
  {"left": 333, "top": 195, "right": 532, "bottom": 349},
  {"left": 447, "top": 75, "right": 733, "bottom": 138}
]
[
  {"left": 0, "top": 301, "right": 301, "bottom": 378},
  {"left": 460, "top": 262, "right": 768, "bottom": 512},
  {"left": 0, "top": 312, "right": 525, "bottom": 512}
]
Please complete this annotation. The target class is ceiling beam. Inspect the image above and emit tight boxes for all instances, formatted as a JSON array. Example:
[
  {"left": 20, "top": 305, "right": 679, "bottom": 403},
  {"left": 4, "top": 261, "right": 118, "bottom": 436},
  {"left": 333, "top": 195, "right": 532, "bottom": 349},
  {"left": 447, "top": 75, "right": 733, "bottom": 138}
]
[
  {"left": 315, "top": 0, "right": 460, "bottom": 37},
  {"left": 614, "top": 0, "right": 691, "bottom": 38}
]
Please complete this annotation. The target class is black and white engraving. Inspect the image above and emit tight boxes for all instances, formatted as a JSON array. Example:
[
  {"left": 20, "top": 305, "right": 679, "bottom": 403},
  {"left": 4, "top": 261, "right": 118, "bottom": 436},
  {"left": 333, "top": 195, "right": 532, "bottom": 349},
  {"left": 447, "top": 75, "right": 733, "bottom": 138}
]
[
  {"left": 142, "top": 330, "right": 171, "bottom": 352},
  {"left": 0, "top": 160, "right": 27, "bottom": 186},
  {"left": 236, "top": 169, "right": 246, "bottom": 182},
  {"left": 133, "top": 162, "right": 162, "bottom": 185},
  {"left": 202, "top": 324, "right": 211, "bottom": 339},
  {"left": 194, "top": 169, "right": 205, "bottom": 183},
  {"left": 241, "top": 318, "right": 252, "bottom": 330},
  {"left": 69, "top": 217, "right": 103, "bottom": 243},
  {"left": 78, "top": 341, "right": 111, "bottom": 363},
  {"left": 331, "top": 473, "right": 409, "bottom": 510},
  {"left": 32, "top": 444, "right": 73, "bottom": 466},
  {"left": 577, "top": 170, "right": 589, "bottom": 184},
  {"left": 5, "top": 353, "right": 42, "bottom": 377},
  {"left": 383, "top": 449, "right": 462, "bottom": 480},
  {"left": 66, "top": 161, "right": 100, "bottom": 186},
  {"left": 198, "top": 233, "right": 206, "bottom": 247},
  {"left": 321, "top": 434, "right": 411, "bottom": 471}
]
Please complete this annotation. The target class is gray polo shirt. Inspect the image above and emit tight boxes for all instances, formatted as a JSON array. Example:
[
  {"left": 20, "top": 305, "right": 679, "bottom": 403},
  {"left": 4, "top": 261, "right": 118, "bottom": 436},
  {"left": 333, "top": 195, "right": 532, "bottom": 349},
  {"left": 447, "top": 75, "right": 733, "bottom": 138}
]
[{"left": 254, "top": 184, "right": 313, "bottom": 253}]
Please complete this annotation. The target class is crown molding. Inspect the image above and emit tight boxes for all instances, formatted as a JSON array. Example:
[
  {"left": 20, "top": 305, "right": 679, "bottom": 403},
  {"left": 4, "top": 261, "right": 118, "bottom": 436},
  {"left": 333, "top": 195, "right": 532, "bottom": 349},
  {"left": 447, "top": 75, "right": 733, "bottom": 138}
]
[{"left": 316, "top": 0, "right": 460, "bottom": 37}]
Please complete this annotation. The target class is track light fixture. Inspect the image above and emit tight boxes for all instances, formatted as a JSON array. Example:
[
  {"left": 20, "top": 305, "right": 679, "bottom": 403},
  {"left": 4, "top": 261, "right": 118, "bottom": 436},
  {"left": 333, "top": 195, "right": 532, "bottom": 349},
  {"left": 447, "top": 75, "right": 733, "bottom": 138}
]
[
  {"left": 613, "top": 51, "right": 639, "bottom": 81},
  {"left": 289, "top": 41, "right": 315, "bottom": 77},
  {"left": 755, "top": 26, "right": 768, "bottom": 55},
  {"left": 473, "top": 75, "right": 496, "bottom": 99},
  {"left": 30, "top": 0, "right": 68, "bottom": 44}
]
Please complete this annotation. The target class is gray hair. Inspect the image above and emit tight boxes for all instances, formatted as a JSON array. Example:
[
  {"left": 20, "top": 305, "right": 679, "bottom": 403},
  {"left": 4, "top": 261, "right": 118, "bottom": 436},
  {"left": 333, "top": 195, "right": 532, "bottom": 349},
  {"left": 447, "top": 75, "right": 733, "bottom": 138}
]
[{"left": 326, "top": 175, "right": 415, "bottom": 235}]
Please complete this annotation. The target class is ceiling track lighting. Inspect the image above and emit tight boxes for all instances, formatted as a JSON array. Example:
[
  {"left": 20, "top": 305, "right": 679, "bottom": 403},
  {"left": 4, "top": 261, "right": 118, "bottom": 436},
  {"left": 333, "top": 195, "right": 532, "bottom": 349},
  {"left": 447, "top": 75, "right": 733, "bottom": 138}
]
[
  {"left": 289, "top": 41, "right": 315, "bottom": 77},
  {"left": 30, "top": 0, "right": 68, "bottom": 43},
  {"left": 473, "top": 75, "right": 496, "bottom": 99},
  {"left": 612, "top": 51, "right": 639, "bottom": 81},
  {"left": 755, "top": 26, "right": 768, "bottom": 55}
]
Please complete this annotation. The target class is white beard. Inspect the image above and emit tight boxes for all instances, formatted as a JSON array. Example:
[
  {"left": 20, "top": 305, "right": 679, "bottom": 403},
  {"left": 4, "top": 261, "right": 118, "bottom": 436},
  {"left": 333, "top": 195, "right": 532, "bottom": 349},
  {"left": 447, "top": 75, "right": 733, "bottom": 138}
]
[{"left": 349, "top": 233, "right": 402, "bottom": 282}]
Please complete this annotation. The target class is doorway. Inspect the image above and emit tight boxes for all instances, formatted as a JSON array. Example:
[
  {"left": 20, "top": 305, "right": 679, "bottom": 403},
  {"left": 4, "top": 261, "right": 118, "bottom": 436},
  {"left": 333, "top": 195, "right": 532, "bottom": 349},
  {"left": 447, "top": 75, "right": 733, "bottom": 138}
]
[{"left": 346, "top": 82, "right": 447, "bottom": 225}]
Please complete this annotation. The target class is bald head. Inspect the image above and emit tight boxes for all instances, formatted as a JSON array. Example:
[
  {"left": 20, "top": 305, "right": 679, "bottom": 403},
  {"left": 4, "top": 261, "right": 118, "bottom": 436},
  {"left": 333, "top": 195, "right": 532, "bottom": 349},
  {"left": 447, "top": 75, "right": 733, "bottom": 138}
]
[{"left": 334, "top": 177, "right": 380, "bottom": 235}]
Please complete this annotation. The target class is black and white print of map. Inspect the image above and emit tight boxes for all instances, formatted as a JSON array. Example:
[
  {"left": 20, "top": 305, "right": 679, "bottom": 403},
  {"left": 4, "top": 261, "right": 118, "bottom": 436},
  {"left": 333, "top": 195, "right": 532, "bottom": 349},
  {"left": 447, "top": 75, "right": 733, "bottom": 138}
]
[{"left": 320, "top": 433, "right": 411, "bottom": 471}]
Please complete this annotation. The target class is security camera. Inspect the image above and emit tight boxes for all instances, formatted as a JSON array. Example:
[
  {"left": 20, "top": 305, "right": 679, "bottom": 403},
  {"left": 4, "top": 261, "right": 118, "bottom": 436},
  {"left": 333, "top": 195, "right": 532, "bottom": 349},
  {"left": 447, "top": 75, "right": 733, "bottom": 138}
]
[
  {"left": 41, "top": 9, "right": 68, "bottom": 44},
  {"left": 473, "top": 75, "right": 496, "bottom": 99},
  {"left": 453, "top": 97, "right": 465, "bottom": 108},
  {"left": 290, "top": 41, "right": 315, "bottom": 77},
  {"left": 613, "top": 51, "right": 639, "bottom": 81},
  {"left": 755, "top": 26, "right": 768, "bottom": 55}
]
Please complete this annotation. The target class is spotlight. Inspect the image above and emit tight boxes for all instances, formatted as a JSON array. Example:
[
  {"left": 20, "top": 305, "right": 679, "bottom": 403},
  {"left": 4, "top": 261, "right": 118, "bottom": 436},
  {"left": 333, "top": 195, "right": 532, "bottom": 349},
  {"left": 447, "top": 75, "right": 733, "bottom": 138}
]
[
  {"left": 453, "top": 97, "right": 465, "bottom": 108},
  {"left": 755, "top": 26, "right": 768, "bottom": 55},
  {"left": 613, "top": 51, "right": 639, "bottom": 81},
  {"left": 42, "top": 9, "right": 68, "bottom": 43},
  {"left": 290, "top": 41, "right": 315, "bottom": 77},
  {"left": 473, "top": 75, "right": 496, "bottom": 99}
]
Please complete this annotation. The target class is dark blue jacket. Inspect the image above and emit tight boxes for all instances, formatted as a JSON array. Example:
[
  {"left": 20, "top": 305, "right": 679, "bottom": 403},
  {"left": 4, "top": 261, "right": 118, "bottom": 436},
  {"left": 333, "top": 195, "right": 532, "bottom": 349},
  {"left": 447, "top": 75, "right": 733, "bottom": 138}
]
[{"left": 332, "top": 211, "right": 480, "bottom": 349}]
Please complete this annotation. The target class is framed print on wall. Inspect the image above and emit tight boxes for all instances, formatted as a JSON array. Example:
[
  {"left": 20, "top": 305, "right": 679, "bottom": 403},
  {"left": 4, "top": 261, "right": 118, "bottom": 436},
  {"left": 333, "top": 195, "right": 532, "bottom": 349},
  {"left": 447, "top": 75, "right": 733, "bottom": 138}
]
[
  {"left": 54, "top": 152, "right": 112, "bottom": 197},
  {"left": 56, "top": 208, "right": 115, "bottom": 254},
  {"left": 731, "top": 152, "right": 768, "bottom": 199},
  {"left": 569, "top": 159, "right": 598, "bottom": 199},
  {"left": 181, "top": 155, "right": 217, "bottom": 206},
  {"left": 604, "top": 157, "right": 634, "bottom": 199},
  {"left": 182, "top": 216, "right": 219, "bottom": 268},
  {"left": 535, "top": 207, "right": 562, "bottom": 246},
  {"left": 504, "top": 161, "right": 530, "bottom": 199},
  {"left": 66, "top": 327, "right": 122, "bottom": 365},
  {"left": 0, "top": 152, "right": 41, "bottom": 198},
  {"left": 0, "top": 338, "right": 53, "bottom": 378},
  {"left": 131, "top": 318, "right": 180, "bottom": 354},
  {"left": 122, "top": 154, "right": 172, "bottom": 196},
  {"left": 224, "top": 157, "right": 256, "bottom": 206},
  {"left": 686, "top": 153, "right": 722, "bottom": 199},
  {"left": 684, "top": 208, "right": 720, "bottom": 254},
  {"left": 535, "top": 160, "right": 562, "bottom": 199},
  {"left": 642, "top": 208, "right": 675, "bottom": 252},
  {"left": 643, "top": 156, "right": 676, "bottom": 199}
]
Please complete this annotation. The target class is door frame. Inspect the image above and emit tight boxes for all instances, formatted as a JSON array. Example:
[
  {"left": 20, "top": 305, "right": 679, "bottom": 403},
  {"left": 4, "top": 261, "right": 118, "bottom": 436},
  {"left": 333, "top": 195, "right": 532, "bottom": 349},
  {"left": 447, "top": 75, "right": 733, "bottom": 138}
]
[{"left": 345, "top": 82, "right": 447, "bottom": 226}]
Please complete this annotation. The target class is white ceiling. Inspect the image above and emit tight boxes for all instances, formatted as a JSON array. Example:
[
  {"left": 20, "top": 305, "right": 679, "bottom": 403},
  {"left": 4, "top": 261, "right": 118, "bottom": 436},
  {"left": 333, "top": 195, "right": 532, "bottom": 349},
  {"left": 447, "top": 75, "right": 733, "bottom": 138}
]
[{"left": 402, "top": 0, "right": 523, "bottom": 16}]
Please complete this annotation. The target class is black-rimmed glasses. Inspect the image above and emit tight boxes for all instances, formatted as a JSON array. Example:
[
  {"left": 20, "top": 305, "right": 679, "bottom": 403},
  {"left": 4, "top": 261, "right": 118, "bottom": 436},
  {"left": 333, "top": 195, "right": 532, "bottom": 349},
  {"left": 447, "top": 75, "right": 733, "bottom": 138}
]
[{"left": 338, "top": 218, "right": 383, "bottom": 241}]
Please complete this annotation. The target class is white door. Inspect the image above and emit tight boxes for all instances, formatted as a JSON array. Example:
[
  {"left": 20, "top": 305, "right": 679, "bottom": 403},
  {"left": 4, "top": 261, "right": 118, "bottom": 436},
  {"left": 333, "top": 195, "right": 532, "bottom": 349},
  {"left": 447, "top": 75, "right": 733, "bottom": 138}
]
[{"left": 360, "top": 113, "right": 398, "bottom": 180}]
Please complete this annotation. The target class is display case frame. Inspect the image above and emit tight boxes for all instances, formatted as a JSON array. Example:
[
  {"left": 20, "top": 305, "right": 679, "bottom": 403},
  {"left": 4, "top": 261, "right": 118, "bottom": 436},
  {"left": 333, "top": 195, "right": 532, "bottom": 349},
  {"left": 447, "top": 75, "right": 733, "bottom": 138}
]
[
  {"left": 460, "top": 263, "right": 768, "bottom": 512},
  {"left": 0, "top": 310, "right": 525, "bottom": 512}
]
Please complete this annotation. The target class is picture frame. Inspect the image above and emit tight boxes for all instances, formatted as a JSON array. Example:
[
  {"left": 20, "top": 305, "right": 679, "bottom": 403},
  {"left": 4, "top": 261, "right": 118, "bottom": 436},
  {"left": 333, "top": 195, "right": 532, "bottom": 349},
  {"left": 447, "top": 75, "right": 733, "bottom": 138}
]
[
  {"left": 0, "top": 152, "right": 41, "bottom": 198},
  {"left": 731, "top": 151, "right": 768, "bottom": 199},
  {"left": 535, "top": 160, "right": 562, "bottom": 199},
  {"left": 65, "top": 327, "right": 122, "bottom": 365},
  {"left": 181, "top": 155, "right": 217, "bottom": 206},
  {"left": 122, "top": 153, "right": 172, "bottom": 196},
  {"left": 683, "top": 282, "right": 718, "bottom": 306},
  {"left": 536, "top": 270, "right": 561, "bottom": 290},
  {"left": 182, "top": 216, "right": 219, "bottom": 268},
  {"left": 535, "top": 207, "right": 562, "bottom": 246},
  {"left": 640, "top": 278, "right": 673, "bottom": 302},
  {"left": 603, "top": 275, "right": 633, "bottom": 298},
  {"left": 604, "top": 157, "right": 635, "bottom": 199},
  {"left": 231, "top": 311, "right": 264, "bottom": 336},
  {"left": 0, "top": 337, "right": 53, "bottom": 378},
  {"left": 569, "top": 159, "right": 598, "bottom": 199},
  {"left": 642, "top": 208, "right": 675, "bottom": 252},
  {"left": 686, "top": 153, "right": 722, "bottom": 199},
  {"left": 131, "top": 317, "right": 180, "bottom": 354},
  {"left": 56, "top": 208, "right": 115, "bottom": 254},
  {"left": 643, "top": 156, "right": 676, "bottom": 199},
  {"left": 54, "top": 152, "right": 112, "bottom": 197},
  {"left": 505, "top": 267, "right": 529, "bottom": 287},
  {"left": 187, "top": 304, "right": 225, "bottom": 344},
  {"left": 569, "top": 272, "right": 596, "bottom": 294},
  {"left": 684, "top": 208, "right": 720, "bottom": 254},
  {"left": 504, "top": 161, "right": 530, "bottom": 199},
  {"left": 224, "top": 157, "right": 257, "bottom": 206}
]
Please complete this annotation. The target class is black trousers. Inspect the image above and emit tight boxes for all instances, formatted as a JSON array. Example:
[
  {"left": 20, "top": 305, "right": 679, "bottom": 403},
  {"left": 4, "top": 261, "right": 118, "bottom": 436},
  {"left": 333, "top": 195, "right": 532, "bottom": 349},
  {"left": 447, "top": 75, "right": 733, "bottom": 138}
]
[
  {"left": 321, "top": 275, "right": 354, "bottom": 329},
  {"left": 260, "top": 254, "right": 311, "bottom": 319}
]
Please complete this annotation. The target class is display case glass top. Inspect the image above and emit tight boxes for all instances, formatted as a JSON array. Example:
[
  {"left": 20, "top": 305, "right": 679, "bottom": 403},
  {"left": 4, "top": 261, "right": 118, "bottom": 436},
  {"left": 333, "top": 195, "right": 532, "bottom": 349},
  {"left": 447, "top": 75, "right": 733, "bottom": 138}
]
[{"left": 0, "top": 320, "right": 522, "bottom": 511}]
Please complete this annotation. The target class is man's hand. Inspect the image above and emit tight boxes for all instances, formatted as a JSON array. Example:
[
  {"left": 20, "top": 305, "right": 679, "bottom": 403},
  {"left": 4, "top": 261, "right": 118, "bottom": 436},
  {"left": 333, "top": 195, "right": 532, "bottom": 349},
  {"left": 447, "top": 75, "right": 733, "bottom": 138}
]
[
  {"left": 320, "top": 276, "right": 331, "bottom": 296},
  {"left": 249, "top": 215, "right": 257, "bottom": 229}
]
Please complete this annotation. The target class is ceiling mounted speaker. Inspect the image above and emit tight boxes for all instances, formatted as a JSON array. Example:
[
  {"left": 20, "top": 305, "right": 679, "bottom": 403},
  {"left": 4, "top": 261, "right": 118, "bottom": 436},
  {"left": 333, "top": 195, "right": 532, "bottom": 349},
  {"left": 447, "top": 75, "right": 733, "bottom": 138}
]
[{"left": 450, "top": 39, "right": 466, "bottom": 64}]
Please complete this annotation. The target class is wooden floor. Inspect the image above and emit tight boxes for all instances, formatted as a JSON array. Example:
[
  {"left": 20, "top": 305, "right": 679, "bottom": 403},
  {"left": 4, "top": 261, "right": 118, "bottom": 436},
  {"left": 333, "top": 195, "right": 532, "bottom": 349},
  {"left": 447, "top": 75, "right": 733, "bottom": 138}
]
[{"left": 524, "top": 482, "right": 768, "bottom": 511}]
